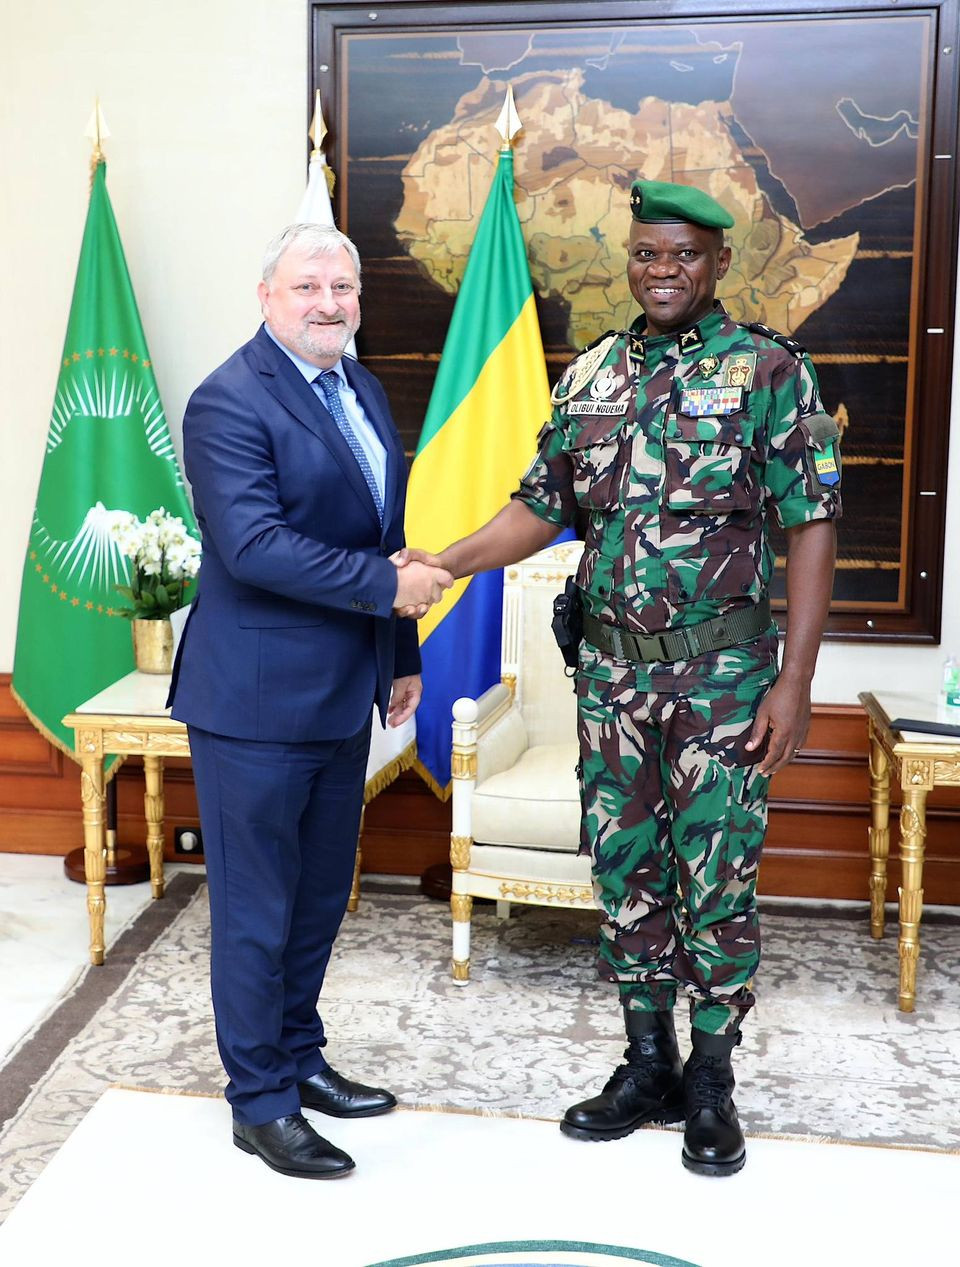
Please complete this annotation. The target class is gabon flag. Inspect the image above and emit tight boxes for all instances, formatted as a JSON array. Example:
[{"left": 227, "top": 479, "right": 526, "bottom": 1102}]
[{"left": 404, "top": 88, "right": 551, "bottom": 795}]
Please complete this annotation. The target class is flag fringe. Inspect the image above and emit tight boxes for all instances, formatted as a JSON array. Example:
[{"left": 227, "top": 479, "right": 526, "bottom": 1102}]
[
  {"left": 9, "top": 682, "right": 125, "bottom": 782},
  {"left": 363, "top": 740, "right": 418, "bottom": 804},
  {"left": 411, "top": 757, "right": 452, "bottom": 802}
]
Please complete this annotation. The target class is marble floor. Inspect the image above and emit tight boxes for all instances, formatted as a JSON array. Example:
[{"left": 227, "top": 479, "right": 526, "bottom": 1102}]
[{"left": 0, "top": 853, "right": 195, "bottom": 1063}]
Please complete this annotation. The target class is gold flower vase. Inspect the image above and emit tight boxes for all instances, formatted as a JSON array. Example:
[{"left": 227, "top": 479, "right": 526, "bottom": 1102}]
[{"left": 132, "top": 618, "right": 174, "bottom": 674}]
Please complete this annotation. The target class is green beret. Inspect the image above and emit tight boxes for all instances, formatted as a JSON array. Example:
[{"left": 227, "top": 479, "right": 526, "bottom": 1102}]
[{"left": 630, "top": 179, "right": 734, "bottom": 230}]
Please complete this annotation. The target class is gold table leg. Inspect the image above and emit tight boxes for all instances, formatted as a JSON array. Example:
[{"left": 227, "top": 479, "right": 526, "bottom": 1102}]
[
  {"left": 143, "top": 754, "right": 166, "bottom": 900},
  {"left": 897, "top": 786, "right": 927, "bottom": 1013},
  {"left": 348, "top": 809, "right": 363, "bottom": 913},
  {"left": 347, "top": 849, "right": 362, "bottom": 913},
  {"left": 867, "top": 720, "right": 891, "bottom": 938},
  {"left": 78, "top": 742, "right": 106, "bottom": 966}
]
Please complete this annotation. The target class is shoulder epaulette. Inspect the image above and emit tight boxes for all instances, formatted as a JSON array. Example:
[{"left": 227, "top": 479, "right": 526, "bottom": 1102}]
[
  {"left": 741, "top": 321, "right": 806, "bottom": 359},
  {"left": 580, "top": 328, "right": 619, "bottom": 353}
]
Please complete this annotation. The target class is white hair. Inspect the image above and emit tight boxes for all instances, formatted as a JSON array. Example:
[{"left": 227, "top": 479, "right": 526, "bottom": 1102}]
[{"left": 261, "top": 223, "right": 361, "bottom": 288}]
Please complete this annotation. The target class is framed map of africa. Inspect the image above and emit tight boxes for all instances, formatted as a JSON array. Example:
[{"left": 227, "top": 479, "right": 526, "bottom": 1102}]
[{"left": 310, "top": 0, "right": 960, "bottom": 642}]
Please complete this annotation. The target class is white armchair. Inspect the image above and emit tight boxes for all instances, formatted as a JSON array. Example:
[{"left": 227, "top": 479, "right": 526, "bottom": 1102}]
[{"left": 449, "top": 540, "right": 595, "bottom": 982}]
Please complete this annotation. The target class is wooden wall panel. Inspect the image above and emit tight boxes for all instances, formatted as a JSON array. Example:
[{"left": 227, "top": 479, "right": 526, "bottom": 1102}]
[
  {"left": 1, "top": 676, "right": 958, "bottom": 905},
  {"left": 0, "top": 686, "right": 63, "bottom": 778}
]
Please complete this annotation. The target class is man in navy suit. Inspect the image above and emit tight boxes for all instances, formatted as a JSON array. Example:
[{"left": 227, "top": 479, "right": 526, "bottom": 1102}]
[{"left": 169, "top": 224, "right": 451, "bottom": 1179}]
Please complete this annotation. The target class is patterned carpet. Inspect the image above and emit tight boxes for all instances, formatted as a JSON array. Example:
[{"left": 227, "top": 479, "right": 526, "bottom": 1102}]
[{"left": 1, "top": 873, "right": 958, "bottom": 1221}]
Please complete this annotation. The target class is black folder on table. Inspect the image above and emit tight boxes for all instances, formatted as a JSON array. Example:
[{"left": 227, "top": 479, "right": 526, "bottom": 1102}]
[{"left": 889, "top": 716, "right": 960, "bottom": 738}]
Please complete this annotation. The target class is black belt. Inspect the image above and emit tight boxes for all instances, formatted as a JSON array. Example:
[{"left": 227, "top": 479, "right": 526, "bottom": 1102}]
[{"left": 582, "top": 597, "right": 771, "bottom": 664}]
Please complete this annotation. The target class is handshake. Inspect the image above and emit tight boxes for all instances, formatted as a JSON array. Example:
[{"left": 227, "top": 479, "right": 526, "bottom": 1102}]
[{"left": 390, "top": 548, "right": 453, "bottom": 619}]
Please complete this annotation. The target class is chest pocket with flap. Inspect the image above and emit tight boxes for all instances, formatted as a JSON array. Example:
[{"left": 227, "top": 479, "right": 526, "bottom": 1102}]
[
  {"left": 663, "top": 414, "right": 756, "bottom": 513},
  {"left": 561, "top": 412, "right": 629, "bottom": 511}
]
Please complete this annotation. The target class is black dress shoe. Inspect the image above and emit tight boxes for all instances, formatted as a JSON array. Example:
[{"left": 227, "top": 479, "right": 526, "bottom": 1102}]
[
  {"left": 298, "top": 1066, "right": 398, "bottom": 1118},
  {"left": 233, "top": 1113, "right": 355, "bottom": 1179}
]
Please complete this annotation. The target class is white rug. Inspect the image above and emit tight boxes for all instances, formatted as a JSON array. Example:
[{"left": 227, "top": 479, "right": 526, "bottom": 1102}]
[{"left": 0, "top": 1087, "right": 954, "bottom": 1267}]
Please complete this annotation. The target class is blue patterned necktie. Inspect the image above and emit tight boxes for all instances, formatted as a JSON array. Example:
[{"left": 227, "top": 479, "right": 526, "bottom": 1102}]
[{"left": 314, "top": 370, "right": 384, "bottom": 525}]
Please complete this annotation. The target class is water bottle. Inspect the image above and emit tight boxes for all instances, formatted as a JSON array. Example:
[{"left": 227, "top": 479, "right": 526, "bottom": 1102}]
[{"left": 942, "top": 654, "right": 960, "bottom": 712}]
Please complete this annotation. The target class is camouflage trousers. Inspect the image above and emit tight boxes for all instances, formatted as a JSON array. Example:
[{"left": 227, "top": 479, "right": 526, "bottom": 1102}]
[{"left": 577, "top": 669, "right": 771, "bottom": 1036}]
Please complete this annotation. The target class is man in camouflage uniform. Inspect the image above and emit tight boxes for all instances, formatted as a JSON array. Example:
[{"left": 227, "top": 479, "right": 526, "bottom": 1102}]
[{"left": 401, "top": 179, "right": 840, "bottom": 1176}]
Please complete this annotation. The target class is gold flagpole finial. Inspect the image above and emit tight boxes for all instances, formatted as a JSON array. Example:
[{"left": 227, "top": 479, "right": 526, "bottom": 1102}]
[
  {"left": 84, "top": 99, "right": 111, "bottom": 177},
  {"left": 308, "top": 89, "right": 328, "bottom": 158},
  {"left": 494, "top": 84, "right": 522, "bottom": 149},
  {"left": 307, "top": 89, "right": 335, "bottom": 197}
]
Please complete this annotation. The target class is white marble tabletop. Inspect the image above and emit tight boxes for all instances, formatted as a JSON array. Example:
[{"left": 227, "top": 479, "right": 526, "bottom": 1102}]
[
  {"left": 870, "top": 691, "right": 960, "bottom": 743},
  {"left": 73, "top": 671, "right": 173, "bottom": 718}
]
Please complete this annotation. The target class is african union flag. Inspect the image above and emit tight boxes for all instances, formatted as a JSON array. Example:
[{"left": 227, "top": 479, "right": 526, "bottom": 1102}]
[
  {"left": 404, "top": 145, "right": 551, "bottom": 796},
  {"left": 12, "top": 160, "right": 196, "bottom": 762}
]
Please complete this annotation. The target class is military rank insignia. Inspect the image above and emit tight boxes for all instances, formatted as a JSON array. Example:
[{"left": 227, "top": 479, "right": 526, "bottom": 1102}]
[
  {"left": 678, "top": 385, "right": 743, "bottom": 417},
  {"left": 678, "top": 325, "right": 703, "bottom": 354},
  {"left": 722, "top": 352, "right": 757, "bottom": 390}
]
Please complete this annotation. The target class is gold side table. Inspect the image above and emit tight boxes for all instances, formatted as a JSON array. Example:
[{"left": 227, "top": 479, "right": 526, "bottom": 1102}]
[
  {"left": 859, "top": 691, "right": 960, "bottom": 1011},
  {"left": 64, "top": 671, "right": 190, "bottom": 966}
]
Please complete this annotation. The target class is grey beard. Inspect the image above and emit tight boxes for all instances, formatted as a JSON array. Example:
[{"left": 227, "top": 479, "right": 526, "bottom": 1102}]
[{"left": 297, "top": 322, "right": 356, "bottom": 361}]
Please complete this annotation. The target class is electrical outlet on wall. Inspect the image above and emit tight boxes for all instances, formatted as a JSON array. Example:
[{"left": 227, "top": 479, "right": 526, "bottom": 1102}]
[{"left": 174, "top": 826, "right": 204, "bottom": 856}]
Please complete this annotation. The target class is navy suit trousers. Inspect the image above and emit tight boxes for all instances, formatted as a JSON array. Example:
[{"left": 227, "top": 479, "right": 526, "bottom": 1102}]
[{"left": 188, "top": 720, "right": 372, "bottom": 1126}]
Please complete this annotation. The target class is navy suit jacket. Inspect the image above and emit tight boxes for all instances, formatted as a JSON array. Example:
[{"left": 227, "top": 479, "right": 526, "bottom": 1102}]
[{"left": 168, "top": 324, "right": 421, "bottom": 742}]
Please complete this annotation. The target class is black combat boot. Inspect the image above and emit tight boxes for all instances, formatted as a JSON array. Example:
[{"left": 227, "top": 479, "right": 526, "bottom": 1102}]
[
  {"left": 681, "top": 1028, "right": 746, "bottom": 1176},
  {"left": 561, "top": 1009, "right": 684, "bottom": 1142}
]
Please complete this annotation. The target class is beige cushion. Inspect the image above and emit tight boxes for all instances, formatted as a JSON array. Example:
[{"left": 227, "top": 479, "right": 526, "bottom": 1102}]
[
  {"left": 472, "top": 742, "right": 581, "bottom": 851},
  {"left": 470, "top": 843, "right": 593, "bottom": 885}
]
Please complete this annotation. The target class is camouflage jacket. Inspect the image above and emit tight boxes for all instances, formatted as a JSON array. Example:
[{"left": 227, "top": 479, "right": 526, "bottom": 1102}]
[{"left": 513, "top": 304, "right": 841, "bottom": 659}]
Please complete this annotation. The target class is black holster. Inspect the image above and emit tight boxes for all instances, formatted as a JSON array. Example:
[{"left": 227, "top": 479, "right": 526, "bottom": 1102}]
[{"left": 552, "top": 577, "right": 583, "bottom": 670}]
